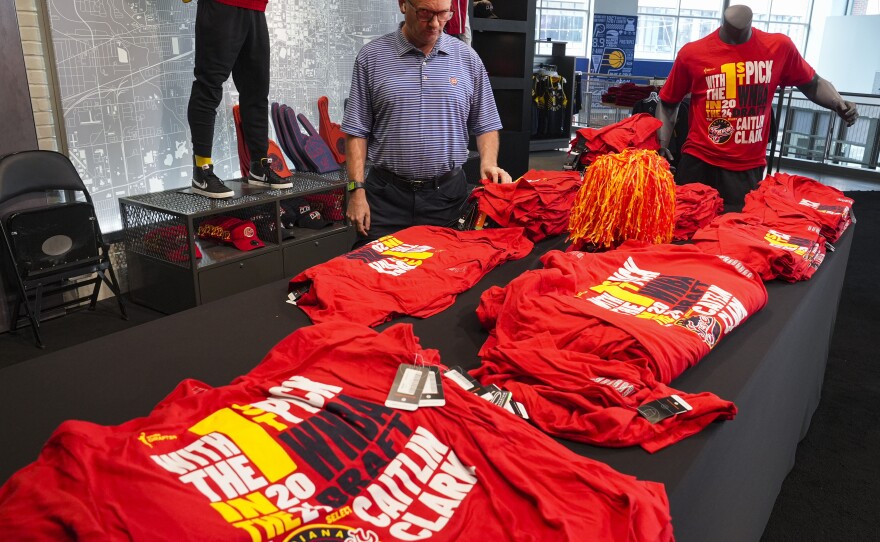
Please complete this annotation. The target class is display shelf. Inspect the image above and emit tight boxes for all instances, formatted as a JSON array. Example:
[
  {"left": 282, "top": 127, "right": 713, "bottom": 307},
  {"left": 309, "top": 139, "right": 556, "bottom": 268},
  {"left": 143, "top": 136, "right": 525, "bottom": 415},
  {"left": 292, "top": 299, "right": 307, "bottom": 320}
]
[
  {"left": 119, "top": 171, "right": 352, "bottom": 313},
  {"left": 470, "top": 0, "right": 537, "bottom": 179},
  {"left": 530, "top": 45, "right": 577, "bottom": 152}
]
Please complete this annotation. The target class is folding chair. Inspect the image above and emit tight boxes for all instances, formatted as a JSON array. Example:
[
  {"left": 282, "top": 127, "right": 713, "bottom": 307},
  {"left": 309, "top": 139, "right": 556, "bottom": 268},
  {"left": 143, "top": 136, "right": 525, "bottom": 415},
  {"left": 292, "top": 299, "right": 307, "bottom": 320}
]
[{"left": 0, "top": 150, "right": 127, "bottom": 348}]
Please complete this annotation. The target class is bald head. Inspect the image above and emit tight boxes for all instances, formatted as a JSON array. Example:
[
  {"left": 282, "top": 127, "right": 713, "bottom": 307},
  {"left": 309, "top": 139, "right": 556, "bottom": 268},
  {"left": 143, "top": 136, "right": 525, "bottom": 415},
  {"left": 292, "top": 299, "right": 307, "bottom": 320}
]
[{"left": 720, "top": 5, "right": 753, "bottom": 44}]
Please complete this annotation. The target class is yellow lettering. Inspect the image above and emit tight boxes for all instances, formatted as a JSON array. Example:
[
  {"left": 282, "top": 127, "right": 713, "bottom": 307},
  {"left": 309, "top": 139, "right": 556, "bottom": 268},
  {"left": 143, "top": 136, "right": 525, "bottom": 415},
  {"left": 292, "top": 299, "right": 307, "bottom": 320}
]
[
  {"left": 190, "top": 409, "right": 296, "bottom": 483},
  {"left": 720, "top": 63, "right": 738, "bottom": 100},
  {"left": 589, "top": 281, "right": 654, "bottom": 307}
]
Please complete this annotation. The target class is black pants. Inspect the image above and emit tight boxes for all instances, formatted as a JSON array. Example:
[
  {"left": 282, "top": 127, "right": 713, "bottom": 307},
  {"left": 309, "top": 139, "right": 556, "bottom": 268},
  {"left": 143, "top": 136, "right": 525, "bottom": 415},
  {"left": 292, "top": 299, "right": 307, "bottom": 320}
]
[
  {"left": 187, "top": 0, "right": 269, "bottom": 160},
  {"left": 354, "top": 167, "right": 469, "bottom": 248},
  {"left": 675, "top": 153, "right": 764, "bottom": 208}
]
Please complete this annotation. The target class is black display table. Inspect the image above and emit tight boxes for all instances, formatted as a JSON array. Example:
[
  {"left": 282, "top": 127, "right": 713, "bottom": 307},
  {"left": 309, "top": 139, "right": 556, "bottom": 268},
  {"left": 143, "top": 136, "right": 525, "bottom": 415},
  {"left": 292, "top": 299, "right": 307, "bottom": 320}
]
[{"left": 0, "top": 227, "right": 853, "bottom": 542}]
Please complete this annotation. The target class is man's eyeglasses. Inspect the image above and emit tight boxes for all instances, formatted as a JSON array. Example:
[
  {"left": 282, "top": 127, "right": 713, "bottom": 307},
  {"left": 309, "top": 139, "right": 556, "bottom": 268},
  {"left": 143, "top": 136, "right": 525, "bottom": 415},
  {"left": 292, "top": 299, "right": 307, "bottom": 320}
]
[{"left": 406, "top": 0, "right": 455, "bottom": 22}]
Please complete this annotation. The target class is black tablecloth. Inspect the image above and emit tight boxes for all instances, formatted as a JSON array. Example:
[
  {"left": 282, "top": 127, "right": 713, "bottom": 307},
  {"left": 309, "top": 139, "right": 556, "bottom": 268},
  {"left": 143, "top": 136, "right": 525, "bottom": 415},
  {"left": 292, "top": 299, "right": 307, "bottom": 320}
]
[{"left": 0, "top": 228, "right": 853, "bottom": 542}]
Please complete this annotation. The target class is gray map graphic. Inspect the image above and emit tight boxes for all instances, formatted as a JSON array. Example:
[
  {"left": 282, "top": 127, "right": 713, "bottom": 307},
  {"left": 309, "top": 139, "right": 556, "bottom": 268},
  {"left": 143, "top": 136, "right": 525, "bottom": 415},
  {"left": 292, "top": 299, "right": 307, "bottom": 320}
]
[{"left": 48, "top": 0, "right": 400, "bottom": 231}]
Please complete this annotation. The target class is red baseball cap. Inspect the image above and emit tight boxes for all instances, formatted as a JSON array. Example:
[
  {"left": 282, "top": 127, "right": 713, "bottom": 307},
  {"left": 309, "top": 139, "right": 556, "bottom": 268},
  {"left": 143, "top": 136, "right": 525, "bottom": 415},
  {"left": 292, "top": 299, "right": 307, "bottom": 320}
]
[
  {"left": 197, "top": 216, "right": 265, "bottom": 251},
  {"left": 143, "top": 224, "right": 203, "bottom": 262}
]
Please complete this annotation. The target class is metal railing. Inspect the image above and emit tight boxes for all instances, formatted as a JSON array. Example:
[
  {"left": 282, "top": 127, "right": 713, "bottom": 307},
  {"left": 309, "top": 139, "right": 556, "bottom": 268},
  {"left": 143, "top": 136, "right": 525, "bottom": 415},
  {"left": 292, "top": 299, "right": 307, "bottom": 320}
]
[
  {"left": 574, "top": 73, "right": 663, "bottom": 128},
  {"left": 769, "top": 89, "right": 880, "bottom": 173},
  {"left": 573, "top": 74, "right": 880, "bottom": 175}
]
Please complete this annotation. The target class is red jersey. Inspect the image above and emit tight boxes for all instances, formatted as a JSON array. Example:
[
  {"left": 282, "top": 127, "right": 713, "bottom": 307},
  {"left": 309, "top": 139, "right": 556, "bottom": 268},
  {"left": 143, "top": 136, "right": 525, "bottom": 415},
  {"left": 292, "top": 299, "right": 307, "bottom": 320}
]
[
  {"left": 472, "top": 333, "right": 736, "bottom": 453},
  {"left": 214, "top": 0, "right": 268, "bottom": 11},
  {"left": 660, "top": 28, "right": 815, "bottom": 170},
  {"left": 289, "top": 226, "right": 533, "bottom": 326},
  {"left": 478, "top": 242, "right": 768, "bottom": 383},
  {"left": 692, "top": 212, "right": 826, "bottom": 282},
  {"left": 443, "top": 0, "right": 468, "bottom": 35},
  {"left": 743, "top": 172, "right": 854, "bottom": 243},
  {"left": 474, "top": 170, "right": 582, "bottom": 242},
  {"left": 0, "top": 323, "right": 674, "bottom": 542}
]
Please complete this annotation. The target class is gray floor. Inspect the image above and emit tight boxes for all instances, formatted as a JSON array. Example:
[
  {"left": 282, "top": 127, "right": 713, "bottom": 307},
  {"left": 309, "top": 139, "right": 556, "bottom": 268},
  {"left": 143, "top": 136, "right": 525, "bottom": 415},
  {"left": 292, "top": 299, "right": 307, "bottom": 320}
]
[{"left": 527, "top": 149, "right": 880, "bottom": 192}]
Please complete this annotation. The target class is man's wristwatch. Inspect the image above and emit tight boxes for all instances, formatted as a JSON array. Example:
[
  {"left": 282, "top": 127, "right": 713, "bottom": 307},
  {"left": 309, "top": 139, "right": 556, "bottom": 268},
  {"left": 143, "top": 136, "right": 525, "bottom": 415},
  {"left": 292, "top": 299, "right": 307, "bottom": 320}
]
[{"left": 347, "top": 181, "right": 366, "bottom": 193}]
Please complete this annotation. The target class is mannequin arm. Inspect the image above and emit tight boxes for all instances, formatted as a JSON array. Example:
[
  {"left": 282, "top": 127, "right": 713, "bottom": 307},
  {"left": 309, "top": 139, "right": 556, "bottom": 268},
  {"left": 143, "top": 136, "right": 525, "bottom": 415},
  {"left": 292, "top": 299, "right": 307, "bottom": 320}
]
[
  {"left": 655, "top": 99, "right": 680, "bottom": 162},
  {"left": 797, "top": 75, "right": 859, "bottom": 126}
]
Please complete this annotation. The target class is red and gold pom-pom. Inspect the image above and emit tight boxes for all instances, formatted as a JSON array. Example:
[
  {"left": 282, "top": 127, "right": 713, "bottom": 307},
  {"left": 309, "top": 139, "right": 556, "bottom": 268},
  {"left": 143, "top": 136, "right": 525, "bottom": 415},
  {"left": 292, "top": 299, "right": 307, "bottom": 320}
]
[{"left": 568, "top": 148, "right": 676, "bottom": 249}]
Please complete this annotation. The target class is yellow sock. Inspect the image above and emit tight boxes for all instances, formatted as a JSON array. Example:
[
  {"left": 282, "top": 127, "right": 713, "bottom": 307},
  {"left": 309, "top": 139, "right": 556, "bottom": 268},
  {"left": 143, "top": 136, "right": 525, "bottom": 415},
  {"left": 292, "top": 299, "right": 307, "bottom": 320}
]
[{"left": 195, "top": 155, "right": 212, "bottom": 167}]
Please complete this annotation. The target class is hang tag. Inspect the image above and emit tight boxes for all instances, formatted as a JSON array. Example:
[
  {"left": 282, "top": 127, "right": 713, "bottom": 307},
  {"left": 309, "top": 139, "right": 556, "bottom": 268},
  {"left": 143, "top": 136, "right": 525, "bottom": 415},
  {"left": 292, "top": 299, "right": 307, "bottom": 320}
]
[
  {"left": 419, "top": 367, "right": 446, "bottom": 407},
  {"left": 385, "top": 364, "right": 430, "bottom": 411},
  {"left": 512, "top": 401, "right": 529, "bottom": 420},
  {"left": 637, "top": 394, "right": 693, "bottom": 424},
  {"left": 443, "top": 366, "right": 481, "bottom": 392}
]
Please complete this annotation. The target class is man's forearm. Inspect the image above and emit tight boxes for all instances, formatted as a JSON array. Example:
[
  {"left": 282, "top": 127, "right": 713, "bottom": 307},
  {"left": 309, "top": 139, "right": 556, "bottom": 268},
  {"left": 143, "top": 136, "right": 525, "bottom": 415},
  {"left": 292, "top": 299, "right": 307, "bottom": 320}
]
[
  {"left": 476, "top": 131, "right": 500, "bottom": 168},
  {"left": 345, "top": 135, "right": 367, "bottom": 181}
]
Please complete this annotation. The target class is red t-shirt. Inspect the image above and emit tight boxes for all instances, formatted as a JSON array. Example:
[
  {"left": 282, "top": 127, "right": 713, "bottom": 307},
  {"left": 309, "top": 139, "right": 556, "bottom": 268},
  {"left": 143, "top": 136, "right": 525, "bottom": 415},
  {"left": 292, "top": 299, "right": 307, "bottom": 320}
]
[
  {"left": 214, "top": 0, "right": 269, "bottom": 11},
  {"left": 478, "top": 242, "right": 768, "bottom": 383},
  {"left": 0, "top": 323, "right": 673, "bottom": 542},
  {"left": 692, "top": 212, "right": 826, "bottom": 282},
  {"left": 474, "top": 171, "right": 582, "bottom": 242},
  {"left": 289, "top": 226, "right": 533, "bottom": 326},
  {"left": 660, "top": 28, "right": 815, "bottom": 170},
  {"left": 743, "top": 172, "right": 854, "bottom": 243},
  {"left": 472, "top": 333, "right": 736, "bottom": 453}
]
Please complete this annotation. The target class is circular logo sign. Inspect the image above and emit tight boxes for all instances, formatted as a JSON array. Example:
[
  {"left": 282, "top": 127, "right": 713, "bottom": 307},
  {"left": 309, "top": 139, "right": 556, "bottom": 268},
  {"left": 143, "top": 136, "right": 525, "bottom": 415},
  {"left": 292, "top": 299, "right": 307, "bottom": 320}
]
[{"left": 708, "top": 118, "right": 733, "bottom": 145}]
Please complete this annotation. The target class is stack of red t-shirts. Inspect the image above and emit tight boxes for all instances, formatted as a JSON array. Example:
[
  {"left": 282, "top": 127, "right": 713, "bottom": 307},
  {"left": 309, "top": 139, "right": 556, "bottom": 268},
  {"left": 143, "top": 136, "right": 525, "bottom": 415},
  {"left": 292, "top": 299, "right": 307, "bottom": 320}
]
[
  {"left": 0, "top": 322, "right": 675, "bottom": 541},
  {"left": 674, "top": 183, "right": 724, "bottom": 240},
  {"left": 477, "top": 241, "right": 768, "bottom": 384},
  {"left": 601, "top": 83, "right": 659, "bottom": 107},
  {"left": 569, "top": 113, "right": 662, "bottom": 167},
  {"left": 692, "top": 212, "right": 826, "bottom": 282},
  {"left": 289, "top": 225, "right": 534, "bottom": 326},
  {"left": 473, "top": 333, "right": 736, "bottom": 453},
  {"left": 473, "top": 169, "right": 582, "bottom": 242},
  {"left": 743, "top": 172, "right": 854, "bottom": 243}
]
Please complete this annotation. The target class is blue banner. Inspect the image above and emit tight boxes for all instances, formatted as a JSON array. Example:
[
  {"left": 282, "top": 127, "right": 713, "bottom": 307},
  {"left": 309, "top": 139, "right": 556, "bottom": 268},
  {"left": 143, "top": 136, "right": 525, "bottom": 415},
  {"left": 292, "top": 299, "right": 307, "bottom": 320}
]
[{"left": 591, "top": 14, "right": 638, "bottom": 75}]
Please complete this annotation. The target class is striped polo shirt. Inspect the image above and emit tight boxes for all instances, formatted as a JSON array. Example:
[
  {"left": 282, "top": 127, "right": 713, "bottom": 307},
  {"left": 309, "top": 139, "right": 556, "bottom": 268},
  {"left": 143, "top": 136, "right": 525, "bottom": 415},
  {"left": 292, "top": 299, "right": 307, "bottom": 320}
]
[{"left": 342, "top": 26, "right": 502, "bottom": 179}]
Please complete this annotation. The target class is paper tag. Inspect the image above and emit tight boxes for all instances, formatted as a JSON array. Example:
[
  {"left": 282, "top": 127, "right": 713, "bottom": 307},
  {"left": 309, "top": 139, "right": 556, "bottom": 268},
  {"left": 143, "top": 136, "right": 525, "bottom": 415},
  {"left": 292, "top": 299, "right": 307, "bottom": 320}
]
[
  {"left": 419, "top": 367, "right": 446, "bottom": 407},
  {"left": 385, "top": 364, "right": 430, "bottom": 411},
  {"left": 443, "top": 366, "right": 481, "bottom": 392},
  {"left": 637, "top": 394, "right": 693, "bottom": 424},
  {"left": 513, "top": 401, "right": 529, "bottom": 420}
]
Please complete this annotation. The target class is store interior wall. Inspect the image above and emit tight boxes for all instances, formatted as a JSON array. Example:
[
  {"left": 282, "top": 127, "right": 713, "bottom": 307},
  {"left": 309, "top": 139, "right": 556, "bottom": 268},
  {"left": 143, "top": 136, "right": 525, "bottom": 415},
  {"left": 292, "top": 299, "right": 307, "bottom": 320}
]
[
  {"left": 18, "top": 0, "right": 402, "bottom": 234},
  {"left": 816, "top": 15, "right": 880, "bottom": 94}
]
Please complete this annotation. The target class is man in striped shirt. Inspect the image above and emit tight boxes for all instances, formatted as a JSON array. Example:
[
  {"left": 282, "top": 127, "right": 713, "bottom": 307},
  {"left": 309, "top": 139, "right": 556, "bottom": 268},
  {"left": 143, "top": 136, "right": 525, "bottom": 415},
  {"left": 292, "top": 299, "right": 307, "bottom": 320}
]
[{"left": 342, "top": 0, "right": 512, "bottom": 247}]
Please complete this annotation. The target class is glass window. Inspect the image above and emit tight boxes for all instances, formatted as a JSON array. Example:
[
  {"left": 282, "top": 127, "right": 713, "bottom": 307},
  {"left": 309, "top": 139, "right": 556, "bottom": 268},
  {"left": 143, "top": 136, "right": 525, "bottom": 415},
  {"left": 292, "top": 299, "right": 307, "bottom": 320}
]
[
  {"left": 535, "top": 0, "right": 590, "bottom": 57},
  {"left": 634, "top": 0, "right": 812, "bottom": 60}
]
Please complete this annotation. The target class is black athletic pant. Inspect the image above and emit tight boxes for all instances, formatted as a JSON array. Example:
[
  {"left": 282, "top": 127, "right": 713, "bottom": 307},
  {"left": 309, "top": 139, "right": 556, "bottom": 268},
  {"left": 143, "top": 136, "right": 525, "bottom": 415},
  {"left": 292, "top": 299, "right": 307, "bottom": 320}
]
[
  {"left": 187, "top": 0, "right": 269, "bottom": 161},
  {"left": 675, "top": 152, "right": 764, "bottom": 209},
  {"left": 353, "top": 167, "right": 469, "bottom": 249}
]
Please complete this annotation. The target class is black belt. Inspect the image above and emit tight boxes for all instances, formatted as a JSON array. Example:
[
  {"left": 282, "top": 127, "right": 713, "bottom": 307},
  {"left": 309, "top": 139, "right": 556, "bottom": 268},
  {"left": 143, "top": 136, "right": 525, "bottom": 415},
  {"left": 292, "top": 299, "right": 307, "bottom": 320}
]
[{"left": 373, "top": 166, "right": 462, "bottom": 192}]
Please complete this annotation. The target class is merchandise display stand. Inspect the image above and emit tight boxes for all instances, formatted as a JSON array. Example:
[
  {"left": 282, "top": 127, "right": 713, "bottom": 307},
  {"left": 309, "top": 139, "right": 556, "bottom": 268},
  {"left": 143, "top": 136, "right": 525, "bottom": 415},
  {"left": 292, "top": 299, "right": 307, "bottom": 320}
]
[
  {"left": 0, "top": 227, "right": 853, "bottom": 542},
  {"left": 119, "top": 171, "right": 353, "bottom": 313},
  {"left": 531, "top": 41, "right": 577, "bottom": 151},
  {"left": 470, "top": 0, "right": 537, "bottom": 179}
]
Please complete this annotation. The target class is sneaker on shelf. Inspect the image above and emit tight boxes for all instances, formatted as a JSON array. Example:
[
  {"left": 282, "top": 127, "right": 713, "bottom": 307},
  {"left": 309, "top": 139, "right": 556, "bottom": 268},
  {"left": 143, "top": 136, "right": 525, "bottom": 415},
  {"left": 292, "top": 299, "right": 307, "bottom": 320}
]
[
  {"left": 246, "top": 157, "right": 293, "bottom": 189},
  {"left": 191, "top": 163, "right": 234, "bottom": 199}
]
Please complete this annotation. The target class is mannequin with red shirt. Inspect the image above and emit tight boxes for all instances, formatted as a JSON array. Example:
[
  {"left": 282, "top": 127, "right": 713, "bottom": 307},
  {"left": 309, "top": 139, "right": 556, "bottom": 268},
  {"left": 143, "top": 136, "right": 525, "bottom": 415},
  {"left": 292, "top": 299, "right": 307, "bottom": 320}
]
[{"left": 656, "top": 5, "right": 858, "bottom": 206}]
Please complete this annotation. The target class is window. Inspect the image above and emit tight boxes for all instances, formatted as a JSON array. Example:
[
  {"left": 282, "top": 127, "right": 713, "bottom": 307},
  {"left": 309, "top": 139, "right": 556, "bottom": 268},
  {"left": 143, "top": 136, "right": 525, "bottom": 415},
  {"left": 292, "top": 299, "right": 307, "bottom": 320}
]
[
  {"left": 535, "top": 0, "right": 591, "bottom": 56},
  {"left": 635, "top": 0, "right": 813, "bottom": 61},
  {"left": 851, "top": 0, "right": 880, "bottom": 14}
]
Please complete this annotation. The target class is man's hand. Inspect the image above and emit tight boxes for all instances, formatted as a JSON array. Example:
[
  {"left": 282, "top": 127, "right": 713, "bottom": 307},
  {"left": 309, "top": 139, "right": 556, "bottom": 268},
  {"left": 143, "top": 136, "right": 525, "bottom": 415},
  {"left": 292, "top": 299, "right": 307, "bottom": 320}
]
[
  {"left": 346, "top": 190, "right": 370, "bottom": 236},
  {"left": 837, "top": 100, "right": 858, "bottom": 127},
  {"left": 657, "top": 147, "right": 674, "bottom": 162},
  {"left": 481, "top": 165, "right": 513, "bottom": 184}
]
